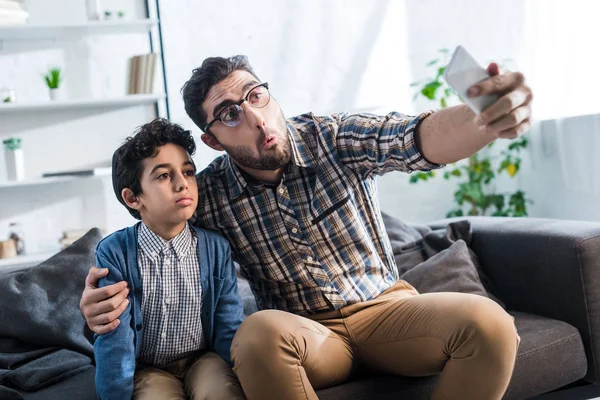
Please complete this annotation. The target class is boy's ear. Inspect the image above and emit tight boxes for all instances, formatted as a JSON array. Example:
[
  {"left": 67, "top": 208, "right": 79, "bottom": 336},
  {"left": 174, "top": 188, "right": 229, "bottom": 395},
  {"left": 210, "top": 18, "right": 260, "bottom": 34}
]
[
  {"left": 201, "top": 133, "right": 224, "bottom": 152},
  {"left": 122, "top": 188, "right": 143, "bottom": 211}
]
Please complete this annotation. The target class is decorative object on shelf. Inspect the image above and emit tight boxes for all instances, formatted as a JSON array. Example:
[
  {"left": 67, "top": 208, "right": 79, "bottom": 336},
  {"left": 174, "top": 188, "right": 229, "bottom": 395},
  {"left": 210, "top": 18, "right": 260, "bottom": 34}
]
[
  {"left": 128, "top": 53, "right": 157, "bottom": 94},
  {"left": 117, "top": 11, "right": 125, "bottom": 19},
  {"left": 103, "top": 10, "right": 112, "bottom": 20},
  {"left": 3, "top": 137, "right": 24, "bottom": 181},
  {"left": 0, "top": 238, "right": 17, "bottom": 259},
  {"left": 409, "top": 48, "right": 531, "bottom": 217},
  {"left": 85, "top": 0, "right": 101, "bottom": 21},
  {"left": 44, "top": 67, "right": 63, "bottom": 100},
  {"left": 0, "top": 87, "right": 16, "bottom": 103},
  {"left": 0, "top": 0, "right": 29, "bottom": 26},
  {"left": 8, "top": 221, "right": 25, "bottom": 255}
]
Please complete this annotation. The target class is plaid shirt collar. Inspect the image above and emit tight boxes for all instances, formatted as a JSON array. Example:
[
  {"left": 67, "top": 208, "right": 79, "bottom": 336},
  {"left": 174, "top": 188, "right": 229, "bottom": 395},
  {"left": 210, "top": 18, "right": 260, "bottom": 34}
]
[
  {"left": 138, "top": 222, "right": 194, "bottom": 261},
  {"left": 224, "top": 122, "right": 316, "bottom": 200}
]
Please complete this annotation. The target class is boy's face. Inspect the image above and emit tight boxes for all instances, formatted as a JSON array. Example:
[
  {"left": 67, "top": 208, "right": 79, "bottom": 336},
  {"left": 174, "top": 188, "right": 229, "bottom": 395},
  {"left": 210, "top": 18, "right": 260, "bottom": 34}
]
[{"left": 129, "top": 143, "right": 198, "bottom": 228}]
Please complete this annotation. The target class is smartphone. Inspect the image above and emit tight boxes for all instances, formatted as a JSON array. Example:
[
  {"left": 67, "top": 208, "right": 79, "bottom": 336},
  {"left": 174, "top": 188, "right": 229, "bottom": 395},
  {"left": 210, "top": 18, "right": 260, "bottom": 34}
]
[{"left": 444, "top": 46, "right": 498, "bottom": 114}]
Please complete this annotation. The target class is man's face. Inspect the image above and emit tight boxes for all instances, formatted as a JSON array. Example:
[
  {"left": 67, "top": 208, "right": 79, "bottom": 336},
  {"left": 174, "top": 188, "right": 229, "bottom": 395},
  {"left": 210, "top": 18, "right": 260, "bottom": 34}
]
[
  {"left": 201, "top": 70, "right": 291, "bottom": 171},
  {"left": 134, "top": 143, "right": 198, "bottom": 228}
]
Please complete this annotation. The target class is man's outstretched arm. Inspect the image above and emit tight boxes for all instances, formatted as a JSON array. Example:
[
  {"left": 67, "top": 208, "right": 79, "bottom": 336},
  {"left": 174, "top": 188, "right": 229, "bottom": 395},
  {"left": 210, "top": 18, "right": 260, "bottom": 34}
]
[
  {"left": 79, "top": 266, "right": 129, "bottom": 334},
  {"left": 416, "top": 63, "right": 533, "bottom": 165}
]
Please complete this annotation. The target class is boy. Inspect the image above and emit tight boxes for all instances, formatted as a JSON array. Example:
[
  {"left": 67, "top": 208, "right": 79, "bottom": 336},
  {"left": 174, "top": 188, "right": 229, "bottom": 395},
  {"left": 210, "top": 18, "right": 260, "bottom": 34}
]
[{"left": 93, "top": 118, "right": 245, "bottom": 400}]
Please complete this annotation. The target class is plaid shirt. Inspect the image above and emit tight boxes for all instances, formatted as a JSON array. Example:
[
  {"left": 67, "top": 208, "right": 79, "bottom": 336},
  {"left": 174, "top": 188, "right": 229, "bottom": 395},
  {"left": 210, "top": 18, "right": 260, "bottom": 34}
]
[
  {"left": 195, "top": 111, "right": 440, "bottom": 315},
  {"left": 137, "top": 222, "right": 204, "bottom": 365}
]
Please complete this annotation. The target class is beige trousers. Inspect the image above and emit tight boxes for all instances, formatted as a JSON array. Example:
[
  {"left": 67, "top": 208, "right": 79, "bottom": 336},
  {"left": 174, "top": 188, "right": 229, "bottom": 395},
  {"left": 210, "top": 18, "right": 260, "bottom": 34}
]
[
  {"left": 133, "top": 351, "right": 245, "bottom": 400},
  {"left": 231, "top": 281, "right": 519, "bottom": 400}
]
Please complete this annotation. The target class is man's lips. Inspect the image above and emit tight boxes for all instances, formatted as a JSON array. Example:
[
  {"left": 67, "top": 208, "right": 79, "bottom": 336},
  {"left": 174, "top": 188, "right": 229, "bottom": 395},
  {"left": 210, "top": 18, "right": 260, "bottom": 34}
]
[
  {"left": 263, "top": 134, "right": 277, "bottom": 149},
  {"left": 176, "top": 197, "right": 194, "bottom": 206}
]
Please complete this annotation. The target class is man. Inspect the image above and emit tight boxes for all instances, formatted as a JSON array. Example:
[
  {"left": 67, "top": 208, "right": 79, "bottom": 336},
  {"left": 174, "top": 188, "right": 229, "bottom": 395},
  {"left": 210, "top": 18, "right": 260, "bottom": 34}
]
[{"left": 81, "top": 55, "right": 532, "bottom": 400}]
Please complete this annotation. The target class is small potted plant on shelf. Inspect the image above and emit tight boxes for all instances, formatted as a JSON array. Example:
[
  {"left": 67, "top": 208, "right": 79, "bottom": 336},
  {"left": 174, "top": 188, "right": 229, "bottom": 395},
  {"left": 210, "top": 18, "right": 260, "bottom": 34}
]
[
  {"left": 1, "top": 87, "right": 16, "bottom": 103},
  {"left": 3, "top": 137, "right": 25, "bottom": 182},
  {"left": 44, "top": 67, "right": 63, "bottom": 100}
]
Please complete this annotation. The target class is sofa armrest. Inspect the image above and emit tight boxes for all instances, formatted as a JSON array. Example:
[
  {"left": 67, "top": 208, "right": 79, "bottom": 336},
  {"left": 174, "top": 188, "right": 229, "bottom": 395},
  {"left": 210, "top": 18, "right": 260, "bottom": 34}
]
[{"left": 428, "top": 216, "right": 600, "bottom": 383}]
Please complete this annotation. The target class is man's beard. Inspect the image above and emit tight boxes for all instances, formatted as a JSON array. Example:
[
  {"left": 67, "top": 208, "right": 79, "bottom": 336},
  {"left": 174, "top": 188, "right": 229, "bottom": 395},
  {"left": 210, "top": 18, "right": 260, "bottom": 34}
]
[
  {"left": 224, "top": 135, "right": 291, "bottom": 170},
  {"left": 221, "top": 117, "right": 291, "bottom": 171}
]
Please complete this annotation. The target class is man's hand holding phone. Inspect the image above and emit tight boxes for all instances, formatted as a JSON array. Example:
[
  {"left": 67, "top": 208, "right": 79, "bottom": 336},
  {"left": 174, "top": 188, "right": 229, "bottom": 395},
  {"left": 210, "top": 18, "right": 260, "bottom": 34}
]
[{"left": 445, "top": 45, "right": 533, "bottom": 139}]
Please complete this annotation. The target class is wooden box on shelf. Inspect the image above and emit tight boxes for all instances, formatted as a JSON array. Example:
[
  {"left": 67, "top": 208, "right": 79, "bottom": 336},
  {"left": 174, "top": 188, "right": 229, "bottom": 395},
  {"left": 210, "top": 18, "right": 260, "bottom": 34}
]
[{"left": 0, "top": 239, "right": 16, "bottom": 259}]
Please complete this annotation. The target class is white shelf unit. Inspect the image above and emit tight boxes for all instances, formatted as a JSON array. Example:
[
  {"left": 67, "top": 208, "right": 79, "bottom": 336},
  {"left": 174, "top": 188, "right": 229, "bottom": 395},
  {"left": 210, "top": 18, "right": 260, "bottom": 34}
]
[
  {"left": 0, "top": 4, "right": 169, "bottom": 268},
  {"left": 0, "top": 170, "right": 111, "bottom": 189},
  {"left": 0, "top": 93, "right": 166, "bottom": 114},
  {"left": 0, "top": 251, "right": 58, "bottom": 269},
  {"left": 0, "top": 19, "right": 159, "bottom": 40}
]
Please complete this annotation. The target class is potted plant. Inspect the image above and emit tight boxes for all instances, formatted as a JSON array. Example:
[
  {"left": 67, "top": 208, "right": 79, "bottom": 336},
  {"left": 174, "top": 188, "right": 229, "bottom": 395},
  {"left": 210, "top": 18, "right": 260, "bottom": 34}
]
[
  {"left": 3, "top": 137, "right": 24, "bottom": 182},
  {"left": 44, "top": 67, "right": 63, "bottom": 100},
  {"left": 409, "top": 49, "right": 531, "bottom": 217}
]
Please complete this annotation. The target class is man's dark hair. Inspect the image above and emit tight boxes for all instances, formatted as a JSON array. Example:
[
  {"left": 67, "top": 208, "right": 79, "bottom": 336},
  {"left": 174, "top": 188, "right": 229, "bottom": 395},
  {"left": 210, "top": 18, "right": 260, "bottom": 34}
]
[
  {"left": 181, "top": 55, "right": 259, "bottom": 132},
  {"left": 112, "top": 118, "right": 196, "bottom": 220}
]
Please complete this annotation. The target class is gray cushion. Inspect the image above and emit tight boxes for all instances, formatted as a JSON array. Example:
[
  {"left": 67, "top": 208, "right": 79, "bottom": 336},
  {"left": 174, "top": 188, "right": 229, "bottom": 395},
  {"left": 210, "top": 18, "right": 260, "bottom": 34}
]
[
  {"left": 316, "top": 312, "right": 587, "bottom": 400},
  {"left": 400, "top": 240, "right": 489, "bottom": 298},
  {"left": 0, "top": 228, "right": 101, "bottom": 356},
  {"left": 0, "top": 228, "right": 102, "bottom": 394},
  {"left": 382, "top": 212, "right": 504, "bottom": 306}
]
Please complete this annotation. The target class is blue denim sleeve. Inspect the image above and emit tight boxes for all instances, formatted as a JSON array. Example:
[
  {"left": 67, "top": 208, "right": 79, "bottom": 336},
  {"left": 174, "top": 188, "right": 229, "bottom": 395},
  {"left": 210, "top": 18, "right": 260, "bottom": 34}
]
[
  {"left": 94, "top": 248, "right": 136, "bottom": 400},
  {"left": 212, "top": 242, "right": 244, "bottom": 366}
]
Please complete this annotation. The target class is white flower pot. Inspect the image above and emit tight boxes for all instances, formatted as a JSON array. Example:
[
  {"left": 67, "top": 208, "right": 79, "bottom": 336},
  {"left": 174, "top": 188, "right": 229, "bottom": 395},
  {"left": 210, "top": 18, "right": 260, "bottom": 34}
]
[
  {"left": 49, "top": 88, "right": 63, "bottom": 101},
  {"left": 5, "top": 149, "right": 25, "bottom": 181},
  {"left": 86, "top": 0, "right": 102, "bottom": 20}
]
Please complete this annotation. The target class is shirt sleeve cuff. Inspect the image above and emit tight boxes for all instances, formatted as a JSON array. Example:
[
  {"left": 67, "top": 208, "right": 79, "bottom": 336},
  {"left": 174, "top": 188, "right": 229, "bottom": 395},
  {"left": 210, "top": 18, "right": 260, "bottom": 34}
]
[{"left": 403, "top": 110, "right": 445, "bottom": 172}]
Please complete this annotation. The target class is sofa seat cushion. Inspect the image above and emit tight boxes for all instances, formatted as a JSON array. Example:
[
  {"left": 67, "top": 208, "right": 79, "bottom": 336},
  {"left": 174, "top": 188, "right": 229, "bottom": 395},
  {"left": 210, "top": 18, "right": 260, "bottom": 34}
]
[{"left": 316, "top": 312, "right": 587, "bottom": 400}]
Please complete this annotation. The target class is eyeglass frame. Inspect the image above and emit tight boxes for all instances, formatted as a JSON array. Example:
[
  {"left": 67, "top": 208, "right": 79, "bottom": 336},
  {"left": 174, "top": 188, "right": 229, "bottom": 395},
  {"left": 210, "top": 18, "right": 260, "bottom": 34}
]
[{"left": 203, "top": 82, "right": 271, "bottom": 132}]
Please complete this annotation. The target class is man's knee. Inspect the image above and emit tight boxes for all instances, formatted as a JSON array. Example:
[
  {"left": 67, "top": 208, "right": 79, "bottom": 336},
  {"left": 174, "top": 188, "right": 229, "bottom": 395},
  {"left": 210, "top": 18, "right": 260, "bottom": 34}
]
[
  {"left": 231, "top": 310, "right": 290, "bottom": 363},
  {"left": 462, "top": 295, "right": 519, "bottom": 351}
]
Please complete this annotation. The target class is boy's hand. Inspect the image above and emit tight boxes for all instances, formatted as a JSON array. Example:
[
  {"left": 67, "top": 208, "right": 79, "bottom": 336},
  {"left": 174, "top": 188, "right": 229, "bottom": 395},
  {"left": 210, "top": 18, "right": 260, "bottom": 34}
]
[
  {"left": 80, "top": 266, "right": 129, "bottom": 334},
  {"left": 468, "top": 63, "right": 533, "bottom": 139}
]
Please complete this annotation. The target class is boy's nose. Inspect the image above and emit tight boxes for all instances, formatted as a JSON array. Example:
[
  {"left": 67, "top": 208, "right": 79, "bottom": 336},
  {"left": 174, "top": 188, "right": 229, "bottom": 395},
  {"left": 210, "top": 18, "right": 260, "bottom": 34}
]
[{"left": 174, "top": 173, "right": 188, "bottom": 191}]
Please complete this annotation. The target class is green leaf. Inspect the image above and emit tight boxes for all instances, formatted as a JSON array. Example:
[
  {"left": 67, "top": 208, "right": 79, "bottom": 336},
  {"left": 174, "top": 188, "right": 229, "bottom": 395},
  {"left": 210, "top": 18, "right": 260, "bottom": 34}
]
[
  {"left": 427, "top": 59, "right": 439, "bottom": 66},
  {"left": 436, "top": 67, "right": 446, "bottom": 79},
  {"left": 440, "top": 97, "right": 447, "bottom": 108},
  {"left": 420, "top": 81, "right": 442, "bottom": 100},
  {"left": 447, "top": 209, "right": 464, "bottom": 218},
  {"left": 409, "top": 81, "right": 422, "bottom": 87},
  {"left": 3, "top": 137, "right": 21, "bottom": 151}
]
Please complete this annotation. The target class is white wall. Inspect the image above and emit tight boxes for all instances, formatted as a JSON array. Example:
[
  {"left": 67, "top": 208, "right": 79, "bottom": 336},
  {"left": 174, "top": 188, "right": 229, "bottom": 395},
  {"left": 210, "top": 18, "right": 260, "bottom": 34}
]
[{"left": 158, "top": 0, "right": 528, "bottom": 223}]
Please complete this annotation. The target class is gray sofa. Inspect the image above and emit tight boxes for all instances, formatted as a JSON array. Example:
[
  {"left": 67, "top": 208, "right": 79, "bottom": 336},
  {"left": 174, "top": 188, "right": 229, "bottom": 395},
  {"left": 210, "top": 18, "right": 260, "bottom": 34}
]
[{"left": 4, "top": 215, "right": 600, "bottom": 399}]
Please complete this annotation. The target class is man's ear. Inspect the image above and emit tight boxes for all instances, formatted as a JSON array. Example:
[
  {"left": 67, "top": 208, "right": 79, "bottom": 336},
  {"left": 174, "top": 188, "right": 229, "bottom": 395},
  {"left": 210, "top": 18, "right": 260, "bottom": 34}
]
[
  {"left": 122, "top": 188, "right": 143, "bottom": 211},
  {"left": 201, "top": 133, "right": 224, "bottom": 152}
]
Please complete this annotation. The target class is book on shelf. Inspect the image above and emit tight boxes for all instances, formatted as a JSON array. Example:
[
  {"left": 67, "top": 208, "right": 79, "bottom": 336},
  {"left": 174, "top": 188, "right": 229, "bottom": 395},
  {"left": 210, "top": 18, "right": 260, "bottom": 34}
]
[
  {"left": 0, "top": 0, "right": 28, "bottom": 26},
  {"left": 128, "top": 53, "right": 157, "bottom": 95},
  {"left": 42, "top": 167, "right": 111, "bottom": 178}
]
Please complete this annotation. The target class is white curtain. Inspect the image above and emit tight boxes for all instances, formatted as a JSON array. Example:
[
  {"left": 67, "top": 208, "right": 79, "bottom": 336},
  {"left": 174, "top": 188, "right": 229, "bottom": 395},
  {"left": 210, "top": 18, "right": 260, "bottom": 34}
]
[{"left": 521, "top": 0, "right": 600, "bottom": 120}]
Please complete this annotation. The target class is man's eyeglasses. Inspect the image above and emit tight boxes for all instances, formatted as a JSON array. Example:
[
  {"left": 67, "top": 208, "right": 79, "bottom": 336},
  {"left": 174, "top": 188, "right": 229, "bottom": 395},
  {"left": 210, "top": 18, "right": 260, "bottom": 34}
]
[{"left": 204, "top": 82, "right": 271, "bottom": 132}]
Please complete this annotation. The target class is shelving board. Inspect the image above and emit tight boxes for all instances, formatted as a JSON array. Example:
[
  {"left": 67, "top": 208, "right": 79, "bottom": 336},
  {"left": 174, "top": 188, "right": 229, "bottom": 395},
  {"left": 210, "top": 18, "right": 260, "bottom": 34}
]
[
  {"left": 0, "top": 19, "right": 159, "bottom": 40},
  {"left": 0, "top": 93, "right": 165, "bottom": 114}
]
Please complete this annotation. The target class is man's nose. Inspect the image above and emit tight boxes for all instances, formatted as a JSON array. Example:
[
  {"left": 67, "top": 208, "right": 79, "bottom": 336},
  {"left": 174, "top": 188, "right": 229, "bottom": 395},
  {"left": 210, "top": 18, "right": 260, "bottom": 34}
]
[{"left": 242, "top": 101, "right": 267, "bottom": 130}]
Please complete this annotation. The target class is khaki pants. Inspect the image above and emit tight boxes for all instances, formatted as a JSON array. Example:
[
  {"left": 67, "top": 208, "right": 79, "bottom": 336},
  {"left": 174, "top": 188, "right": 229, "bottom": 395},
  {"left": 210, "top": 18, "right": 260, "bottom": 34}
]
[
  {"left": 133, "top": 351, "right": 245, "bottom": 400},
  {"left": 231, "top": 281, "right": 520, "bottom": 400}
]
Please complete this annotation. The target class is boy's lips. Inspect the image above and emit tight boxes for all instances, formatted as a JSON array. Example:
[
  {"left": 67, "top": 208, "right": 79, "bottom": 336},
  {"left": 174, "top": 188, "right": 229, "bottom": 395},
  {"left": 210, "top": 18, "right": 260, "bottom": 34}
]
[{"left": 176, "top": 196, "right": 194, "bottom": 206}]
